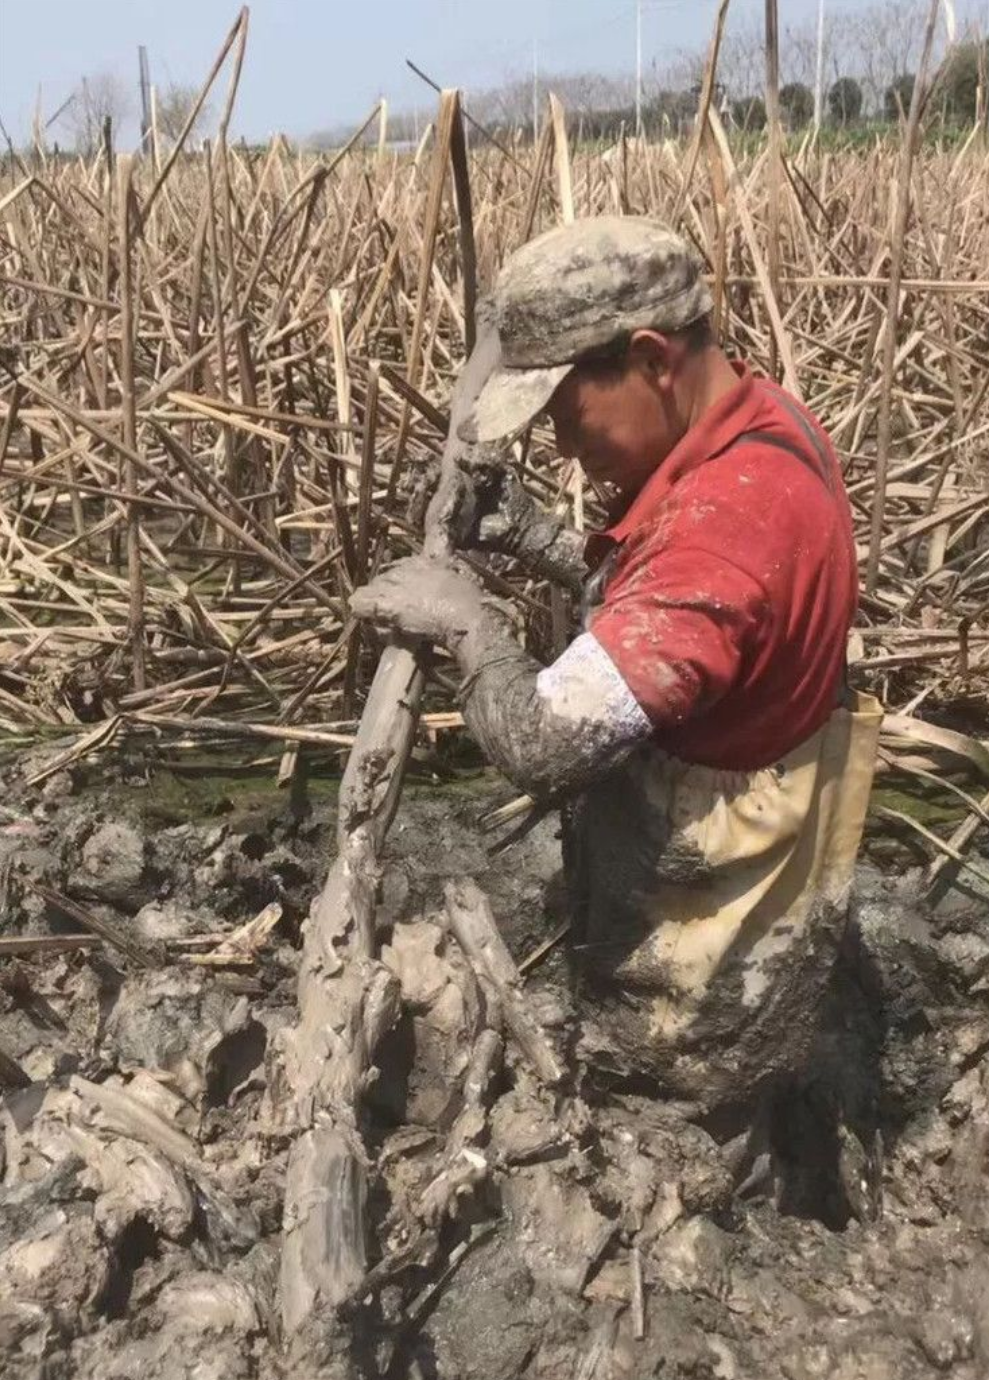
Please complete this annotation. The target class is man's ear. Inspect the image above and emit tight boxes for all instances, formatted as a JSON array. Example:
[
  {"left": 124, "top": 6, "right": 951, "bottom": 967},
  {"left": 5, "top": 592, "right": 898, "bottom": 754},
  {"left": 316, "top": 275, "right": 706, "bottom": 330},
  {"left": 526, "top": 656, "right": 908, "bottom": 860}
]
[{"left": 628, "top": 329, "right": 675, "bottom": 389}]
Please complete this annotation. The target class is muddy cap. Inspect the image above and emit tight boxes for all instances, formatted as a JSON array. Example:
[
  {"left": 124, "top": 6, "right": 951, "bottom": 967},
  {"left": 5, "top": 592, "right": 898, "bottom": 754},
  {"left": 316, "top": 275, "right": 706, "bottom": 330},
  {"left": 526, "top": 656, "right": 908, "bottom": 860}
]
[{"left": 463, "top": 216, "right": 712, "bottom": 444}]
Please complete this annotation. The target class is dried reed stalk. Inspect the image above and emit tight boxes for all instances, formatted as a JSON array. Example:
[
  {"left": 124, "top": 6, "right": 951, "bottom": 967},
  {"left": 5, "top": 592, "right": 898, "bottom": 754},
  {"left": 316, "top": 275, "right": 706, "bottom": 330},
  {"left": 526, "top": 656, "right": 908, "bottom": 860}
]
[{"left": 1, "top": 10, "right": 986, "bottom": 863}]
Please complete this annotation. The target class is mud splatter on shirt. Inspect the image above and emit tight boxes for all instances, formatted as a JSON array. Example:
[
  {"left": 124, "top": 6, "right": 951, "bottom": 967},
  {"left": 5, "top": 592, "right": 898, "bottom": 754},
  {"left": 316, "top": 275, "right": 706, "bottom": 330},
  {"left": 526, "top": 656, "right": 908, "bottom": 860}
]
[{"left": 588, "top": 363, "right": 857, "bottom": 771}]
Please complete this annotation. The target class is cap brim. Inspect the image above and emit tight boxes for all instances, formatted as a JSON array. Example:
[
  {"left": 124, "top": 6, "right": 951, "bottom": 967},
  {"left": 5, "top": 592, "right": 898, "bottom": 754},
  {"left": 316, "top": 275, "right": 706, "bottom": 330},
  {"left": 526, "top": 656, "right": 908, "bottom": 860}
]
[{"left": 458, "top": 361, "right": 573, "bottom": 444}]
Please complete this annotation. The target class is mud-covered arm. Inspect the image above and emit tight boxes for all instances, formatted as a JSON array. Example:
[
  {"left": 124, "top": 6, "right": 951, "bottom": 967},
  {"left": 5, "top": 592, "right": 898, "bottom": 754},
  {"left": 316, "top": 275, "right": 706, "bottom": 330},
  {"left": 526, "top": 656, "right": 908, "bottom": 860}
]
[
  {"left": 457, "top": 616, "right": 651, "bottom": 797},
  {"left": 504, "top": 507, "right": 590, "bottom": 595},
  {"left": 349, "top": 557, "right": 651, "bottom": 799}
]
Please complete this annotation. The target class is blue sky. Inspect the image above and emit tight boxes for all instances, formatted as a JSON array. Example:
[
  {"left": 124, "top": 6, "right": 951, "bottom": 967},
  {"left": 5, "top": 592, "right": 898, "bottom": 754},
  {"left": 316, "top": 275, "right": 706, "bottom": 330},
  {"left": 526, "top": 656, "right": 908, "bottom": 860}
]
[
  {"left": 0, "top": 0, "right": 874, "bottom": 146},
  {"left": 0, "top": 0, "right": 827, "bottom": 145}
]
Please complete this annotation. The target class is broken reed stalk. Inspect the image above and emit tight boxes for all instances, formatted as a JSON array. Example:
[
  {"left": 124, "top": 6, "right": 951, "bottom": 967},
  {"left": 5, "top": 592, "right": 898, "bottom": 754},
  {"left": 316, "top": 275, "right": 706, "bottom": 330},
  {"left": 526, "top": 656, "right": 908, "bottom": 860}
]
[
  {"left": 355, "top": 363, "right": 379, "bottom": 583},
  {"left": 1, "top": 22, "right": 987, "bottom": 849},
  {"left": 391, "top": 90, "right": 461, "bottom": 475},
  {"left": 448, "top": 109, "right": 478, "bottom": 353},
  {"left": 549, "top": 93, "right": 575, "bottom": 224},
  {"left": 139, "top": 5, "right": 247, "bottom": 227},
  {"left": 203, "top": 140, "right": 237, "bottom": 559},
  {"left": 764, "top": 0, "right": 783, "bottom": 381},
  {"left": 116, "top": 154, "right": 146, "bottom": 692},
  {"left": 0, "top": 379, "right": 23, "bottom": 475},
  {"left": 706, "top": 106, "right": 802, "bottom": 398},
  {"left": 672, "top": 0, "right": 732, "bottom": 227},
  {"left": 865, "top": 0, "right": 942, "bottom": 597},
  {"left": 521, "top": 116, "right": 554, "bottom": 245}
]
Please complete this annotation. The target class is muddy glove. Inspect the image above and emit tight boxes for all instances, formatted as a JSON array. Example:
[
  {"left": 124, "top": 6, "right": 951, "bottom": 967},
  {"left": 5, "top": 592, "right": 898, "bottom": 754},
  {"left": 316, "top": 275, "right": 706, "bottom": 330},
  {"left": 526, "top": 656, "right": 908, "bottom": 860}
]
[
  {"left": 349, "top": 555, "right": 486, "bottom": 651},
  {"left": 352, "top": 557, "right": 652, "bottom": 800},
  {"left": 458, "top": 446, "right": 590, "bottom": 594}
]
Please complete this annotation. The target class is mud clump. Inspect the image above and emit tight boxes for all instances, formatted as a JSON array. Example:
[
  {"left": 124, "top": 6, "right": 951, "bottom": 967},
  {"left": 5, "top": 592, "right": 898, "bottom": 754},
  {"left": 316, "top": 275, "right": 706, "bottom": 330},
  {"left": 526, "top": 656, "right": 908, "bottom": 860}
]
[
  {"left": 71, "top": 821, "right": 147, "bottom": 907},
  {"left": 1, "top": 750, "right": 988, "bottom": 1378}
]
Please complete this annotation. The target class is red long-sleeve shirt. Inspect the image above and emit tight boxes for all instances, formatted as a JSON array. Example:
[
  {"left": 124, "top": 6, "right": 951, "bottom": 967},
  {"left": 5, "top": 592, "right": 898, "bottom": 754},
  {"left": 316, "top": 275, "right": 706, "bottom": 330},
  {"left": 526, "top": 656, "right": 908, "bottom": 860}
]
[{"left": 588, "top": 362, "right": 857, "bottom": 771}]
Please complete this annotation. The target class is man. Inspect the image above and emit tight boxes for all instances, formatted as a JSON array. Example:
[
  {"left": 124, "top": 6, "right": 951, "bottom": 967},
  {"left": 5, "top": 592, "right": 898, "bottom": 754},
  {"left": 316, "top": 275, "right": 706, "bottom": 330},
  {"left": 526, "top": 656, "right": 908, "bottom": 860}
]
[{"left": 352, "top": 218, "right": 882, "bottom": 1118}]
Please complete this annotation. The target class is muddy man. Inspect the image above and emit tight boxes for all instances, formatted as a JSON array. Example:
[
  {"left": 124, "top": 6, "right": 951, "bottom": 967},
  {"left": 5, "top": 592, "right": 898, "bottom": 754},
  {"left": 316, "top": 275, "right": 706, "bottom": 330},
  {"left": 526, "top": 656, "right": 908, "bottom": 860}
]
[{"left": 352, "top": 217, "right": 882, "bottom": 1119}]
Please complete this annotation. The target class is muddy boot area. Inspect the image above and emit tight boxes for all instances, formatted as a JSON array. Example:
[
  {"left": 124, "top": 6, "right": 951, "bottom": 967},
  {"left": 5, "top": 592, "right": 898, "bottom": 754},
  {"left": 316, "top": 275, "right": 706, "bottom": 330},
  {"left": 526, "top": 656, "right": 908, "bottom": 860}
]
[{"left": 1, "top": 745, "right": 988, "bottom": 1379}]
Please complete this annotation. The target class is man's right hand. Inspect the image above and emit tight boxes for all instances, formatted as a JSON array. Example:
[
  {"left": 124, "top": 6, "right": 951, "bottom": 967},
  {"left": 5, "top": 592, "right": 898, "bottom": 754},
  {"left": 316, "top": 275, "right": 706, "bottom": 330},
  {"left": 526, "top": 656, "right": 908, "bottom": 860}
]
[
  {"left": 454, "top": 445, "right": 590, "bottom": 593},
  {"left": 458, "top": 448, "right": 543, "bottom": 558}
]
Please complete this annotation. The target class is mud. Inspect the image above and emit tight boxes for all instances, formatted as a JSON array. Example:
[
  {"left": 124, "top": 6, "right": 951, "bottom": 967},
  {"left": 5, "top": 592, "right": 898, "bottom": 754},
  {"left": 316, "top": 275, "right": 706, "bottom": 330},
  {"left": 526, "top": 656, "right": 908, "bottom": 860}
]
[{"left": 1, "top": 742, "right": 988, "bottom": 1379}]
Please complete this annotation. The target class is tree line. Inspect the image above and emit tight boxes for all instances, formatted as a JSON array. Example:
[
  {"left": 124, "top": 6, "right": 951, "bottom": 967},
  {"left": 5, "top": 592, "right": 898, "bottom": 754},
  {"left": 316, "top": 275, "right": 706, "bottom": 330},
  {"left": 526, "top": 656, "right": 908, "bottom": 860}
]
[
  {"left": 310, "top": 0, "right": 988, "bottom": 147},
  {"left": 25, "top": 74, "right": 211, "bottom": 159},
  {"left": 701, "top": 37, "right": 986, "bottom": 137},
  {"left": 26, "top": 0, "right": 989, "bottom": 155}
]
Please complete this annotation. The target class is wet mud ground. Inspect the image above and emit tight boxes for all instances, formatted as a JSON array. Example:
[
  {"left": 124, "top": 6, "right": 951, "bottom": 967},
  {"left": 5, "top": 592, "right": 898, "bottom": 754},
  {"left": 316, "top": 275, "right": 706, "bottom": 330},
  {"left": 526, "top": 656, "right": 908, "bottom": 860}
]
[{"left": 1, "top": 743, "right": 988, "bottom": 1379}]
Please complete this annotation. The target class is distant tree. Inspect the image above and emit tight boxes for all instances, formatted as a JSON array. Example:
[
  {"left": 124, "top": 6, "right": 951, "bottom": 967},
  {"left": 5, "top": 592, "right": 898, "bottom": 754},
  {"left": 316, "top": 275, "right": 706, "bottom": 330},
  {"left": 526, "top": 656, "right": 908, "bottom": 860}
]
[
  {"left": 717, "top": 21, "right": 766, "bottom": 101},
  {"left": 828, "top": 76, "right": 863, "bottom": 124},
  {"left": 155, "top": 82, "right": 213, "bottom": 146},
  {"left": 61, "top": 71, "right": 132, "bottom": 156},
  {"left": 781, "top": 16, "right": 837, "bottom": 93},
  {"left": 731, "top": 96, "right": 767, "bottom": 131},
  {"left": 849, "top": 0, "right": 930, "bottom": 114},
  {"left": 884, "top": 72, "right": 916, "bottom": 121},
  {"left": 934, "top": 40, "right": 989, "bottom": 124},
  {"left": 648, "top": 89, "right": 696, "bottom": 136},
  {"left": 780, "top": 81, "right": 814, "bottom": 128}
]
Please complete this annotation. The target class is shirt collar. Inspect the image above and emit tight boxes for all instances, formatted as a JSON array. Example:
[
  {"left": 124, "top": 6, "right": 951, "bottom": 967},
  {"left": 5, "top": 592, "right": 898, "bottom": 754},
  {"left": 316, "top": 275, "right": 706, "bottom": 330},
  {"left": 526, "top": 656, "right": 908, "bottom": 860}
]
[{"left": 604, "top": 360, "right": 761, "bottom": 542}]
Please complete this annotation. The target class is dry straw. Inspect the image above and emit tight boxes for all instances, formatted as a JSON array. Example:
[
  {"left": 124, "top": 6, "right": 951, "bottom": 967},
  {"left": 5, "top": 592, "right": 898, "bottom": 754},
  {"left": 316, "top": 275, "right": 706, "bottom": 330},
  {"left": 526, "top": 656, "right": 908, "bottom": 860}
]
[{"left": 1, "top": 4, "right": 987, "bottom": 863}]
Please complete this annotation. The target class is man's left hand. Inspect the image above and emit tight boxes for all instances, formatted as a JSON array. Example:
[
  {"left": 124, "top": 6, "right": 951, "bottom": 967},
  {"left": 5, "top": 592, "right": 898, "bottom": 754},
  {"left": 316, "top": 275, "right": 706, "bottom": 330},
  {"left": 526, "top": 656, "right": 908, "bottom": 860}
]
[{"left": 349, "top": 555, "right": 485, "bottom": 650}]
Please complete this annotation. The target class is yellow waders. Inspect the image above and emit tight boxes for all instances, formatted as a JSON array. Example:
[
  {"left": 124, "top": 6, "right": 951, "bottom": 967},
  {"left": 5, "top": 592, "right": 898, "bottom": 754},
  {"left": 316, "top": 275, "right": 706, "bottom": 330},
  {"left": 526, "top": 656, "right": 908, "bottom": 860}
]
[{"left": 572, "top": 690, "right": 883, "bottom": 1107}]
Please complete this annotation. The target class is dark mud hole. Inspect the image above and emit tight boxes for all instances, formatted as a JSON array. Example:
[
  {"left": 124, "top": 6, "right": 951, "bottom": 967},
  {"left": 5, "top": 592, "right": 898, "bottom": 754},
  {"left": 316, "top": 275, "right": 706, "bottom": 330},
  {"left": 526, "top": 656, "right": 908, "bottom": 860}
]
[{"left": 1, "top": 747, "right": 988, "bottom": 1379}]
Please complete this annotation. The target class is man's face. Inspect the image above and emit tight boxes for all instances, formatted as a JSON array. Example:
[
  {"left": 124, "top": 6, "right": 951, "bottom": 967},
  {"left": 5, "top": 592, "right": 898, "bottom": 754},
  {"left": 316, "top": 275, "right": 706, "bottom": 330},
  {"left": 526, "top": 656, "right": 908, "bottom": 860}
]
[{"left": 544, "top": 335, "right": 684, "bottom": 497}]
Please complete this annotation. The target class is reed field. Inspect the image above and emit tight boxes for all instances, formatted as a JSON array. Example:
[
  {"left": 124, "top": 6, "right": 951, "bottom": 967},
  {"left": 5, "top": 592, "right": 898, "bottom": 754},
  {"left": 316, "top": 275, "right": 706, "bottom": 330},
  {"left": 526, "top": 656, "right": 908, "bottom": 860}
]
[
  {"left": 1, "top": 12, "right": 987, "bottom": 881},
  {"left": 4, "top": 13, "right": 989, "bottom": 1374}
]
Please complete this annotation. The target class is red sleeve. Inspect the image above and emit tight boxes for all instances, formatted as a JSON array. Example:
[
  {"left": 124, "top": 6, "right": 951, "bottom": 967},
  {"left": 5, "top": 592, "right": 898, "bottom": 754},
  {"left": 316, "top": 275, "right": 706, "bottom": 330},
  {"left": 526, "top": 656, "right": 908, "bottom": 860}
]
[{"left": 589, "top": 539, "right": 772, "bottom": 729}]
